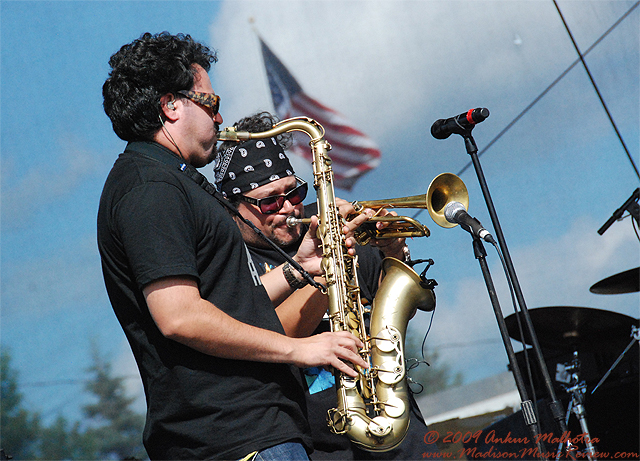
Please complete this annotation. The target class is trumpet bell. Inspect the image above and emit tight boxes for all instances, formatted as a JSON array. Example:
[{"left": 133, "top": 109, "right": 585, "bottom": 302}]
[
  {"left": 426, "top": 173, "right": 469, "bottom": 228},
  {"left": 353, "top": 172, "right": 469, "bottom": 232}
]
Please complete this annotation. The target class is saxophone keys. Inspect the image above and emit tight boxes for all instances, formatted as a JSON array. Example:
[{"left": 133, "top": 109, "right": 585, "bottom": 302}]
[
  {"left": 346, "top": 311, "right": 359, "bottom": 330},
  {"left": 383, "top": 397, "right": 406, "bottom": 419},
  {"left": 368, "top": 416, "right": 393, "bottom": 438},
  {"left": 327, "top": 408, "right": 348, "bottom": 434},
  {"left": 377, "top": 361, "right": 404, "bottom": 385},
  {"left": 373, "top": 326, "right": 400, "bottom": 353},
  {"left": 342, "top": 377, "right": 357, "bottom": 389}
]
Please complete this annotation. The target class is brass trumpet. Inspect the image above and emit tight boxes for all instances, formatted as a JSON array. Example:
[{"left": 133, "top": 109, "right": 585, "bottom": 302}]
[{"left": 286, "top": 172, "right": 469, "bottom": 244}]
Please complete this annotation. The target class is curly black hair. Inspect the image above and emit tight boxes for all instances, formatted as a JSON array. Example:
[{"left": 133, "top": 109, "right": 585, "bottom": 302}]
[
  {"left": 103, "top": 32, "right": 217, "bottom": 142},
  {"left": 217, "top": 111, "right": 293, "bottom": 154}
]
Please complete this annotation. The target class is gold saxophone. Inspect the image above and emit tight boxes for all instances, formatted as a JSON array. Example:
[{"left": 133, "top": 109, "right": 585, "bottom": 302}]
[{"left": 219, "top": 117, "right": 436, "bottom": 451}]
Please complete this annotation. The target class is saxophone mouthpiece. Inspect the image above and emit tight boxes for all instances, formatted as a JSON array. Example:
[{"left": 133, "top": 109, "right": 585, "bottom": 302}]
[
  {"left": 218, "top": 126, "right": 252, "bottom": 142},
  {"left": 286, "top": 216, "right": 310, "bottom": 228}
]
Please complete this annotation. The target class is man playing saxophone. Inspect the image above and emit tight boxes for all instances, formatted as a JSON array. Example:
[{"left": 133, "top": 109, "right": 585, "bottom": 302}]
[
  {"left": 99, "top": 34, "right": 371, "bottom": 460},
  {"left": 215, "top": 111, "right": 439, "bottom": 460}
]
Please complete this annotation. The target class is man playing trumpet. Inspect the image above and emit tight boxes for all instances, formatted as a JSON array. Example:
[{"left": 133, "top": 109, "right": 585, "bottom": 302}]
[{"left": 215, "top": 111, "right": 438, "bottom": 460}]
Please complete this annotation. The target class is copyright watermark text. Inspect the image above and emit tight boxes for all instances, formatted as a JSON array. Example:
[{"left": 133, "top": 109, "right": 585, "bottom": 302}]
[{"left": 421, "top": 430, "right": 639, "bottom": 459}]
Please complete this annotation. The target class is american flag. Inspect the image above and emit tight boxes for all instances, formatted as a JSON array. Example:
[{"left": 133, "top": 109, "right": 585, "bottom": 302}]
[{"left": 259, "top": 38, "right": 381, "bottom": 191}]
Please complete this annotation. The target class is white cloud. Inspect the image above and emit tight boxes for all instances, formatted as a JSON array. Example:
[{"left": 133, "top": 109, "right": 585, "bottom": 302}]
[
  {"left": 209, "top": 0, "right": 634, "bottom": 139},
  {"left": 1, "top": 134, "right": 114, "bottom": 231}
]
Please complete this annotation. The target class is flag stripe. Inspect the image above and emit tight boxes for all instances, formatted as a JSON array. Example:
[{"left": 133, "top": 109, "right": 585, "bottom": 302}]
[
  {"left": 291, "top": 95, "right": 374, "bottom": 139},
  {"left": 260, "top": 37, "right": 381, "bottom": 191},
  {"left": 290, "top": 96, "right": 381, "bottom": 162},
  {"left": 290, "top": 132, "right": 380, "bottom": 167}
]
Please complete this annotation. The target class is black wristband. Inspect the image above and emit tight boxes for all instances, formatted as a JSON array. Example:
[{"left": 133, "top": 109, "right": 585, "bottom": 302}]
[{"left": 283, "top": 262, "right": 308, "bottom": 289}]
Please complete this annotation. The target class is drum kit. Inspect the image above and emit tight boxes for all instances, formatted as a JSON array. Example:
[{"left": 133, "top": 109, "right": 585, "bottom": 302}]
[{"left": 504, "top": 267, "right": 639, "bottom": 459}]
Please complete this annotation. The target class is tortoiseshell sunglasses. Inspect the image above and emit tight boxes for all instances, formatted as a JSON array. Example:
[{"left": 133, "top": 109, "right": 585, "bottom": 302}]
[{"left": 177, "top": 90, "right": 220, "bottom": 116}]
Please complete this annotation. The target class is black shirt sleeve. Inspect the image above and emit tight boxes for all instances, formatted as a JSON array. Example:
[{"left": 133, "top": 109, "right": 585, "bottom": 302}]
[{"left": 114, "top": 180, "right": 200, "bottom": 289}]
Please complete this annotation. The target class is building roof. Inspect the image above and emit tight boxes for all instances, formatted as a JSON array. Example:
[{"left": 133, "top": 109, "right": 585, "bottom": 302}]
[{"left": 416, "top": 371, "right": 521, "bottom": 425}]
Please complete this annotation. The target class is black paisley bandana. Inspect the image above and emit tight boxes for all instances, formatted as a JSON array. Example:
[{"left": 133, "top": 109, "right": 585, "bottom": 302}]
[{"left": 214, "top": 137, "right": 295, "bottom": 197}]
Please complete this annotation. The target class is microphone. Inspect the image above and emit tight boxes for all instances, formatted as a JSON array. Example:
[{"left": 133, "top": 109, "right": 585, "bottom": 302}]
[
  {"left": 431, "top": 108, "right": 490, "bottom": 139},
  {"left": 444, "top": 201, "right": 496, "bottom": 244}
]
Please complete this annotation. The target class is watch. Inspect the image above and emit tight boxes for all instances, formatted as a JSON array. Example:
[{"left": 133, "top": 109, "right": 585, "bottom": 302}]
[{"left": 283, "top": 262, "right": 308, "bottom": 290}]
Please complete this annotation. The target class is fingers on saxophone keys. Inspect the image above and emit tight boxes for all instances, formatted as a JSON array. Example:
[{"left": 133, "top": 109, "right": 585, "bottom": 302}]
[
  {"left": 334, "top": 330, "right": 364, "bottom": 349},
  {"left": 333, "top": 332, "right": 368, "bottom": 372},
  {"left": 334, "top": 360, "right": 359, "bottom": 378},
  {"left": 334, "top": 353, "right": 368, "bottom": 378}
]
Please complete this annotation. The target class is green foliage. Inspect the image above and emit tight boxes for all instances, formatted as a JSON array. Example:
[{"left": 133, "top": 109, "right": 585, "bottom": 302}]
[
  {"left": 0, "top": 346, "right": 145, "bottom": 460},
  {"left": 1, "top": 350, "right": 41, "bottom": 459},
  {"left": 405, "top": 331, "right": 464, "bottom": 396},
  {"left": 38, "top": 416, "right": 97, "bottom": 460},
  {"left": 82, "top": 346, "right": 146, "bottom": 460}
]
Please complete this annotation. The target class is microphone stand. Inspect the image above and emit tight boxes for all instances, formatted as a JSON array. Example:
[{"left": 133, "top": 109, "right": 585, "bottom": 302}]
[
  {"left": 458, "top": 129, "right": 570, "bottom": 450},
  {"left": 597, "top": 188, "right": 639, "bottom": 235},
  {"left": 471, "top": 236, "right": 548, "bottom": 460}
]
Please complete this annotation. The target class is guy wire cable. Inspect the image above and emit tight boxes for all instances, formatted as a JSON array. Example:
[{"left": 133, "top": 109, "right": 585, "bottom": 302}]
[
  {"left": 454, "top": 1, "right": 639, "bottom": 178},
  {"left": 552, "top": 0, "right": 640, "bottom": 181},
  {"left": 411, "top": 2, "right": 639, "bottom": 223}
]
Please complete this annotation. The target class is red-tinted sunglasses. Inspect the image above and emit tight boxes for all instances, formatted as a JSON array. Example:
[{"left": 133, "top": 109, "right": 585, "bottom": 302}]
[{"left": 239, "top": 178, "right": 308, "bottom": 214}]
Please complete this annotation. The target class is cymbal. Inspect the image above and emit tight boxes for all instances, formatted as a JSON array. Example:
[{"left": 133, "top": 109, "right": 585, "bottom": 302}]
[
  {"left": 590, "top": 267, "right": 639, "bottom": 294},
  {"left": 505, "top": 306, "right": 638, "bottom": 350}
]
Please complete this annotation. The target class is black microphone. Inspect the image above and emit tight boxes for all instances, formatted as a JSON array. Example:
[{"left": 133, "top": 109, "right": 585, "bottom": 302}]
[
  {"left": 444, "top": 201, "right": 496, "bottom": 244},
  {"left": 431, "top": 108, "right": 490, "bottom": 139}
]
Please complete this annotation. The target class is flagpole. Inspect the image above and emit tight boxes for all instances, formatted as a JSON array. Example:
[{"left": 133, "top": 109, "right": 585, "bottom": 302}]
[{"left": 248, "top": 19, "right": 276, "bottom": 114}]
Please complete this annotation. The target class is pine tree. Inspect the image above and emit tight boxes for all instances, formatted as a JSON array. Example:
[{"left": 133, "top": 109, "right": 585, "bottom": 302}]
[
  {"left": 0, "top": 349, "right": 41, "bottom": 459},
  {"left": 82, "top": 346, "right": 146, "bottom": 460},
  {"left": 38, "top": 416, "right": 97, "bottom": 460},
  {"left": 1, "top": 346, "right": 146, "bottom": 460},
  {"left": 405, "top": 332, "right": 463, "bottom": 395}
]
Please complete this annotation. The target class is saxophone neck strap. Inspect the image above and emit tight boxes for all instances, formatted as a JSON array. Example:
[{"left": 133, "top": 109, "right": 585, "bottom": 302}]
[{"left": 131, "top": 143, "right": 325, "bottom": 292}]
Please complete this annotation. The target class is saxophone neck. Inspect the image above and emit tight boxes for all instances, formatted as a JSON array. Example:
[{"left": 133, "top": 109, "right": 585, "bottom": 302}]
[{"left": 218, "top": 116, "right": 325, "bottom": 143}]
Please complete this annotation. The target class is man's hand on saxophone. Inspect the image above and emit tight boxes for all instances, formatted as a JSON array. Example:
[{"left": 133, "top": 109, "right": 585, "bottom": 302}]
[{"left": 286, "top": 331, "right": 369, "bottom": 378}]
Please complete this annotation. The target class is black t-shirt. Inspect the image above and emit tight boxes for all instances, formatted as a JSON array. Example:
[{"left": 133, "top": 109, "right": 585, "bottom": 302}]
[
  {"left": 246, "top": 205, "right": 434, "bottom": 460},
  {"left": 97, "top": 141, "right": 311, "bottom": 460}
]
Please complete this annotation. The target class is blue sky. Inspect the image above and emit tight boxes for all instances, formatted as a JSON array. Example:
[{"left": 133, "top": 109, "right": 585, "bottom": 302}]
[{"left": 2, "top": 0, "right": 638, "bottom": 425}]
